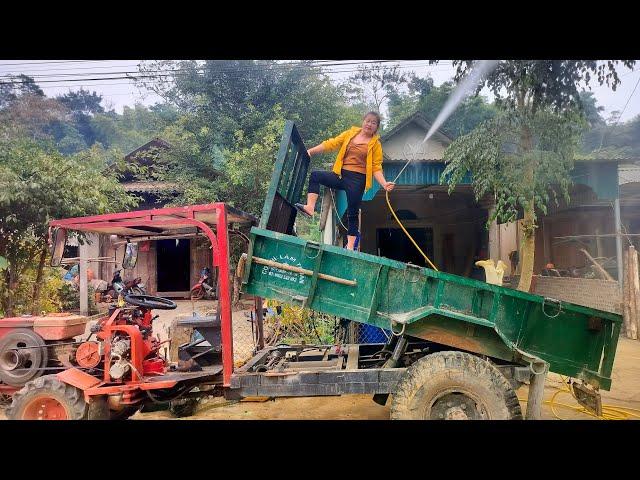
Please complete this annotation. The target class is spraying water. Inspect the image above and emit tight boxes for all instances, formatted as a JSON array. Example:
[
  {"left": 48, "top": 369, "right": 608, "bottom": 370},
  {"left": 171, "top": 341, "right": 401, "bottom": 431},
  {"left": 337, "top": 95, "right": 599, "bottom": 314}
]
[
  {"left": 385, "top": 60, "right": 500, "bottom": 270},
  {"left": 394, "top": 60, "right": 500, "bottom": 183},
  {"left": 422, "top": 59, "right": 499, "bottom": 144}
]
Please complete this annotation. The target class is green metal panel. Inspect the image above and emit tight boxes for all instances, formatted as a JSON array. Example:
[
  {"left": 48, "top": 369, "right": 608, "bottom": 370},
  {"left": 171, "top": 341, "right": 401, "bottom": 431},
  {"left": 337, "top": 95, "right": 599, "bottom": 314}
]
[
  {"left": 243, "top": 227, "right": 622, "bottom": 390},
  {"left": 259, "top": 120, "right": 310, "bottom": 234}
]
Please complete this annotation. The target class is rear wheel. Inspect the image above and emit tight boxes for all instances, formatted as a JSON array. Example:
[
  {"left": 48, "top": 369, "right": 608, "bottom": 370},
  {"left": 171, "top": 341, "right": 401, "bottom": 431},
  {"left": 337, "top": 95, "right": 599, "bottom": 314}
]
[
  {"left": 0, "top": 329, "right": 48, "bottom": 386},
  {"left": 6, "top": 375, "right": 88, "bottom": 420},
  {"left": 390, "top": 351, "right": 522, "bottom": 420}
]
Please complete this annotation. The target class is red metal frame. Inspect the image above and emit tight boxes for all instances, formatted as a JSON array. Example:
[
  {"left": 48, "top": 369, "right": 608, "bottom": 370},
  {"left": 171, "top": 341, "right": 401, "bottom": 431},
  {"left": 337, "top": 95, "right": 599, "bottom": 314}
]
[{"left": 49, "top": 203, "right": 248, "bottom": 389}]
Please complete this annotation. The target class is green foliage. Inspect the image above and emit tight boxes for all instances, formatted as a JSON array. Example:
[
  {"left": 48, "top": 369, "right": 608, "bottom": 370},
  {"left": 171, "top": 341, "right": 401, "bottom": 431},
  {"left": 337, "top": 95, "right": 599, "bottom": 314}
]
[
  {"left": 0, "top": 133, "right": 136, "bottom": 314},
  {"left": 345, "top": 64, "right": 411, "bottom": 116},
  {"left": 442, "top": 60, "right": 635, "bottom": 229},
  {"left": 56, "top": 88, "right": 105, "bottom": 116},
  {"left": 58, "top": 282, "right": 98, "bottom": 315},
  {"left": 581, "top": 113, "right": 640, "bottom": 156},
  {"left": 136, "top": 60, "right": 364, "bottom": 215},
  {"left": 0, "top": 264, "right": 66, "bottom": 316},
  {"left": 450, "top": 60, "right": 635, "bottom": 114},
  {"left": 442, "top": 110, "right": 587, "bottom": 226},
  {"left": 578, "top": 91, "right": 606, "bottom": 128},
  {"left": 0, "top": 74, "right": 44, "bottom": 109},
  {"left": 265, "top": 301, "right": 338, "bottom": 345},
  {"left": 89, "top": 103, "right": 179, "bottom": 153}
]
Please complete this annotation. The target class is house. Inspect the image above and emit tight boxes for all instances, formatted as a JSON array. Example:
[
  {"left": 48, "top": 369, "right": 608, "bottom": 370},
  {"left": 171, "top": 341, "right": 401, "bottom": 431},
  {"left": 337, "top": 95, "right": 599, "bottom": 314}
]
[
  {"left": 120, "top": 137, "right": 176, "bottom": 210},
  {"left": 92, "top": 138, "right": 226, "bottom": 298}
]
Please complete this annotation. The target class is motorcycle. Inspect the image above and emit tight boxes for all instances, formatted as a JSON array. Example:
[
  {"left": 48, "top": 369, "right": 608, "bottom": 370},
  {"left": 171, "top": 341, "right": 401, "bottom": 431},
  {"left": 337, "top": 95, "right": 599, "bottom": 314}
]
[
  {"left": 190, "top": 267, "right": 216, "bottom": 300},
  {"left": 108, "top": 268, "right": 146, "bottom": 298}
]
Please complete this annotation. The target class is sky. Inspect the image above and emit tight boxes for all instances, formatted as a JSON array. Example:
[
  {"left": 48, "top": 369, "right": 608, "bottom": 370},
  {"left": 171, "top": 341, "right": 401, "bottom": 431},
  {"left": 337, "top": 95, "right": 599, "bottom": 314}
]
[{"left": 0, "top": 59, "right": 639, "bottom": 123}]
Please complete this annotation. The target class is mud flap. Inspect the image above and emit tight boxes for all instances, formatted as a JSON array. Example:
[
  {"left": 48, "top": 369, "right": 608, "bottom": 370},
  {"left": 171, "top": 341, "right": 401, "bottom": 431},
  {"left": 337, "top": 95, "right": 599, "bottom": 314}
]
[
  {"left": 572, "top": 382, "right": 603, "bottom": 417},
  {"left": 87, "top": 396, "right": 110, "bottom": 420}
]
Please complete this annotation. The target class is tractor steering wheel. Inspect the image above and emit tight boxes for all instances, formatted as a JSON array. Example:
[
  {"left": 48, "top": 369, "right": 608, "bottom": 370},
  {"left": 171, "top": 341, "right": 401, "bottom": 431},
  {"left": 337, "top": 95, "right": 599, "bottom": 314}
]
[{"left": 123, "top": 294, "right": 177, "bottom": 310}]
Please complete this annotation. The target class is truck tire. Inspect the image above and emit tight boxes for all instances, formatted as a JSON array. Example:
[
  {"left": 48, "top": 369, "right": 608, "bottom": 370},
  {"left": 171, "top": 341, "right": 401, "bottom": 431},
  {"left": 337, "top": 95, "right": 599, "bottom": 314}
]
[
  {"left": 7, "top": 374, "right": 88, "bottom": 420},
  {"left": 390, "top": 351, "right": 523, "bottom": 420}
]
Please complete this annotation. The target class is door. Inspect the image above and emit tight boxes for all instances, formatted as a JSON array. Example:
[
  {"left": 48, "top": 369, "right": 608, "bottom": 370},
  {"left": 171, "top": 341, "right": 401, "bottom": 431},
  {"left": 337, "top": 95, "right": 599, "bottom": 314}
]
[
  {"left": 156, "top": 239, "right": 191, "bottom": 294},
  {"left": 377, "top": 227, "right": 434, "bottom": 267}
]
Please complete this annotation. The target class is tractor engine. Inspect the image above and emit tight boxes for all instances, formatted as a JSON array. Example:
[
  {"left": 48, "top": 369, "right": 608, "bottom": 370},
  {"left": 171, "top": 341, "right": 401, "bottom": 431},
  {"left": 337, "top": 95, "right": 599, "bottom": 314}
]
[{"left": 109, "top": 336, "right": 131, "bottom": 380}]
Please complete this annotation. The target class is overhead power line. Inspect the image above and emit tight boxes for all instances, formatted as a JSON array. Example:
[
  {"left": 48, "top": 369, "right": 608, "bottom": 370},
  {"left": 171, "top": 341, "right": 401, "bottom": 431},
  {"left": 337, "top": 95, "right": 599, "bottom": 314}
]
[{"left": 0, "top": 61, "right": 454, "bottom": 87}]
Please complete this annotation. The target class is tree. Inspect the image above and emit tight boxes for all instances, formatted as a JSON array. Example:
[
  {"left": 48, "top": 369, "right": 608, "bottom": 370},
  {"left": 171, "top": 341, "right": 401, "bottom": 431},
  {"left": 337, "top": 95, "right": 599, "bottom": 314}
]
[
  {"left": 0, "top": 94, "right": 68, "bottom": 141},
  {"left": 0, "top": 74, "right": 44, "bottom": 109},
  {"left": 57, "top": 88, "right": 105, "bottom": 116},
  {"left": 345, "top": 64, "right": 411, "bottom": 120},
  {"left": 441, "top": 60, "right": 635, "bottom": 292},
  {"left": 0, "top": 133, "right": 136, "bottom": 315},
  {"left": 578, "top": 91, "right": 606, "bottom": 128},
  {"left": 135, "top": 60, "right": 362, "bottom": 208}
]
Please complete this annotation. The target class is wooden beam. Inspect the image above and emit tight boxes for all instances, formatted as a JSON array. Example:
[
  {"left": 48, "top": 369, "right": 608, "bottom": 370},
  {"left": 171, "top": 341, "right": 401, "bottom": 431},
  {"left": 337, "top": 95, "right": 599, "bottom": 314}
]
[
  {"left": 79, "top": 243, "right": 89, "bottom": 316},
  {"left": 346, "top": 344, "right": 359, "bottom": 370}
]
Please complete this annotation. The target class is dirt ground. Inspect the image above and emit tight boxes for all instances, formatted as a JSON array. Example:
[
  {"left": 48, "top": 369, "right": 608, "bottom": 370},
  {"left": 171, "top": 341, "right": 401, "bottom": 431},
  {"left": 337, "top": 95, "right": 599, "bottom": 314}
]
[{"left": 2, "top": 303, "right": 639, "bottom": 420}]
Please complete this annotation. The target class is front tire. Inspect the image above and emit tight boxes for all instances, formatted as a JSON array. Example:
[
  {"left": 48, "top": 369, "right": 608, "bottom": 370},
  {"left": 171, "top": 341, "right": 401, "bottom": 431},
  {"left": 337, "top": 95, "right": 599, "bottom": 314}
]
[
  {"left": 7, "top": 375, "right": 88, "bottom": 420},
  {"left": 390, "top": 351, "right": 522, "bottom": 420}
]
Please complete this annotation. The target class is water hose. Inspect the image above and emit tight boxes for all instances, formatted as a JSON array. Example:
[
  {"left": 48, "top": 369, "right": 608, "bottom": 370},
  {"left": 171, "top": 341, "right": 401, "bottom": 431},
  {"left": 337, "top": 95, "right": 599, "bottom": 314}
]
[
  {"left": 385, "top": 189, "right": 438, "bottom": 271},
  {"left": 518, "top": 375, "right": 640, "bottom": 420}
]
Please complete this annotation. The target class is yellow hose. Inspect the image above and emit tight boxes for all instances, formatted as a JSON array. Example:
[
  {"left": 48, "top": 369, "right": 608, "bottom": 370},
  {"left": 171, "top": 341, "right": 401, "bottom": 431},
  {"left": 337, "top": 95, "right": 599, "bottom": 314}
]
[
  {"left": 385, "top": 190, "right": 439, "bottom": 271},
  {"left": 518, "top": 375, "right": 640, "bottom": 420}
]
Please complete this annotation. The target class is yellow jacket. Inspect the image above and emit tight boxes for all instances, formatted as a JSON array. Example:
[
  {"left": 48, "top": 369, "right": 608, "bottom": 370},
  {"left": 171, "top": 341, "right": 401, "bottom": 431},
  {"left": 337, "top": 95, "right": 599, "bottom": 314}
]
[{"left": 321, "top": 126, "right": 383, "bottom": 191}]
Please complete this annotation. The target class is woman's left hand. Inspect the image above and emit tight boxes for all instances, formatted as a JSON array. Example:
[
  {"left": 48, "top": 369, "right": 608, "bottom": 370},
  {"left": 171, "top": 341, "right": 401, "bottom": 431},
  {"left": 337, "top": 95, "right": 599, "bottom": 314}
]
[{"left": 383, "top": 181, "right": 395, "bottom": 192}]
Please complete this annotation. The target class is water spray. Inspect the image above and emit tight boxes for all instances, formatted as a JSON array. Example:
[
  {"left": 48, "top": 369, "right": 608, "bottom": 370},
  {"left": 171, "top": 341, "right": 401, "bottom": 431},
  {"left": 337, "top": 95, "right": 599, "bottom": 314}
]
[{"left": 385, "top": 60, "right": 500, "bottom": 269}]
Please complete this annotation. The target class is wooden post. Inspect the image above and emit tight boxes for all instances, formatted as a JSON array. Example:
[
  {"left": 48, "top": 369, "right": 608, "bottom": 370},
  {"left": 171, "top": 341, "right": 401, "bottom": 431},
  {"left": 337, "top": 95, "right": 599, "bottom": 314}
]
[
  {"left": 623, "top": 247, "right": 639, "bottom": 340},
  {"left": 319, "top": 190, "right": 332, "bottom": 233},
  {"left": 526, "top": 362, "right": 548, "bottom": 420},
  {"left": 254, "top": 296, "right": 265, "bottom": 350},
  {"left": 623, "top": 248, "right": 631, "bottom": 338},
  {"left": 79, "top": 242, "right": 89, "bottom": 316},
  {"left": 630, "top": 247, "right": 640, "bottom": 339}
]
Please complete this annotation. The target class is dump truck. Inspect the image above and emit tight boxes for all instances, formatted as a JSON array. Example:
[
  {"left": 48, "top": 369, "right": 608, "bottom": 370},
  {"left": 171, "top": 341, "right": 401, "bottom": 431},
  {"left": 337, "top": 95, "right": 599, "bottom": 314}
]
[{"left": 235, "top": 121, "right": 622, "bottom": 420}]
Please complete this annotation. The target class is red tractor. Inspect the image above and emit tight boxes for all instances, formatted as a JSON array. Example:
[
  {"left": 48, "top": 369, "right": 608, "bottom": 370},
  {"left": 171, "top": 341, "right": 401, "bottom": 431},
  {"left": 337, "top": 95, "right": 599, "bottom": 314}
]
[{"left": 3, "top": 203, "right": 259, "bottom": 420}]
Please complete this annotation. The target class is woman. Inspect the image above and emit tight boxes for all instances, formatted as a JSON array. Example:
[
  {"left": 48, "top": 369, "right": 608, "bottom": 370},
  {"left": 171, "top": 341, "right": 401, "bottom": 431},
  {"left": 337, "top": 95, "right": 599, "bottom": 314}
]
[{"left": 295, "top": 112, "right": 395, "bottom": 250}]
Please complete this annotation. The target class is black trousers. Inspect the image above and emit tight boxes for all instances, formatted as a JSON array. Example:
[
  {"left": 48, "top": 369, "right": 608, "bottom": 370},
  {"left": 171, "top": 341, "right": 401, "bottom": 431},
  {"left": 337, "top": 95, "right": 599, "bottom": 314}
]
[{"left": 309, "top": 170, "right": 366, "bottom": 236}]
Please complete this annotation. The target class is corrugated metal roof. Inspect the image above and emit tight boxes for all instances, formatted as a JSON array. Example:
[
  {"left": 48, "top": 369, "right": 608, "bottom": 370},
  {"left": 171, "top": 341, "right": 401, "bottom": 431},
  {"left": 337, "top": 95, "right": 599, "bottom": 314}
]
[
  {"left": 619, "top": 165, "right": 640, "bottom": 185},
  {"left": 334, "top": 161, "right": 621, "bottom": 217}
]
